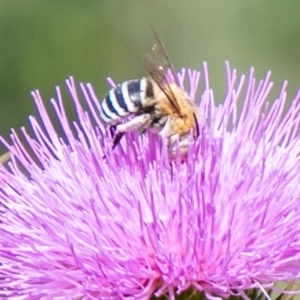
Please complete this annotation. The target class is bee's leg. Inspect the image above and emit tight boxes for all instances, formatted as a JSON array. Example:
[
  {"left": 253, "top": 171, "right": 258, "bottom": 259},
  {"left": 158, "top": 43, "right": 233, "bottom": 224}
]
[
  {"left": 112, "top": 114, "right": 152, "bottom": 149},
  {"left": 112, "top": 132, "right": 125, "bottom": 149},
  {"left": 109, "top": 125, "right": 117, "bottom": 138}
]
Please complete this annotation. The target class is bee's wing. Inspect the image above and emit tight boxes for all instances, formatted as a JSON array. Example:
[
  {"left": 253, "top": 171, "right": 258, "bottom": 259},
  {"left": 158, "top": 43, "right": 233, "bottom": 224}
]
[
  {"left": 143, "top": 27, "right": 182, "bottom": 115},
  {"left": 150, "top": 26, "right": 180, "bottom": 86}
]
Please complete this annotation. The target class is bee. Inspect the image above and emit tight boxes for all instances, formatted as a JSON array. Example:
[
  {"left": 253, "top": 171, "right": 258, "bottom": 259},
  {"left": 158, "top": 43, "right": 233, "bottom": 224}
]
[{"left": 100, "top": 27, "right": 199, "bottom": 159}]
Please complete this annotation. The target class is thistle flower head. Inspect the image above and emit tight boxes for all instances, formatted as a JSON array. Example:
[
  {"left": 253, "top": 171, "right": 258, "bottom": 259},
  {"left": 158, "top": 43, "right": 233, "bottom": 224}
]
[{"left": 1, "top": 62, "right": 300, "bottom": 299}]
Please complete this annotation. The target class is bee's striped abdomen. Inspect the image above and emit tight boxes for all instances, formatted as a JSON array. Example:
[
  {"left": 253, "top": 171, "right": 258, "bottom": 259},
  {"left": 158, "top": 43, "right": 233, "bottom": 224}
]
[{"left": 100, "top": 78, "right": 153, "bottom": 124}]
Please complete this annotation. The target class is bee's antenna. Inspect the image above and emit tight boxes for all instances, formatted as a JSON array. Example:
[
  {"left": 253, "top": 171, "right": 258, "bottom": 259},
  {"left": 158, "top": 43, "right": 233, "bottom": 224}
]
[{"left": 193, "top": 113, "right": 200, "bottom": 139}]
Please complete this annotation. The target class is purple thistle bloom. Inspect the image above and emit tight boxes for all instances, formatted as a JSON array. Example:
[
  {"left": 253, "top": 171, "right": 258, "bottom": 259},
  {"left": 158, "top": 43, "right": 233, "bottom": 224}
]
[{"left": 1, "top": 62, "right": 300, "bottom": 299}]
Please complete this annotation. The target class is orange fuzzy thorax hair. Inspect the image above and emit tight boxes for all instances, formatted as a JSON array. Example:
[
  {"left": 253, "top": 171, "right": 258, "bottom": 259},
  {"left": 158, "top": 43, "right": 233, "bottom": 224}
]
[{"left": 150, "top": 81, "right": 199, "bottom": 137}]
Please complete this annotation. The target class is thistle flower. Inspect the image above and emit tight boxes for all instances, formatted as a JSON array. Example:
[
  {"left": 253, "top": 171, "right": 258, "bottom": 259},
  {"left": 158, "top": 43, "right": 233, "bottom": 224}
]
[{"left": 1, "top": 62, "right": 300, "bottom": 300}]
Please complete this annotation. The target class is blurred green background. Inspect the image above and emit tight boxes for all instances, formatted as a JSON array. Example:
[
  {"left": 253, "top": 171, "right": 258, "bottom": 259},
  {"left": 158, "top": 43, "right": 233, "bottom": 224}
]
[{"left": 1, "top": 1, "right": 300, "bottom": 154}]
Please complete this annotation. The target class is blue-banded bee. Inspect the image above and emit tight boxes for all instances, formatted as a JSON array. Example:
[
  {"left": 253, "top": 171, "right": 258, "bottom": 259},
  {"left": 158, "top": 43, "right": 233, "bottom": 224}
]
[{"left": 100, "top": 28, "right": 199, "bottom": 159}]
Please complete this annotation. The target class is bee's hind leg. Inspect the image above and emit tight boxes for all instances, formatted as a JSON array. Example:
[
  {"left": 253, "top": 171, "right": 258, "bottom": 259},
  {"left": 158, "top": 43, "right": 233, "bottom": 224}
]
[
  {"left": 109, "top": 125, "right": 117, "bottom": 138},
  {"left": 111, "top": 114, "right": 152, "bottom": 149},
  {"left": 112, "top": 132, "right": 125, "bottom": 149}
]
